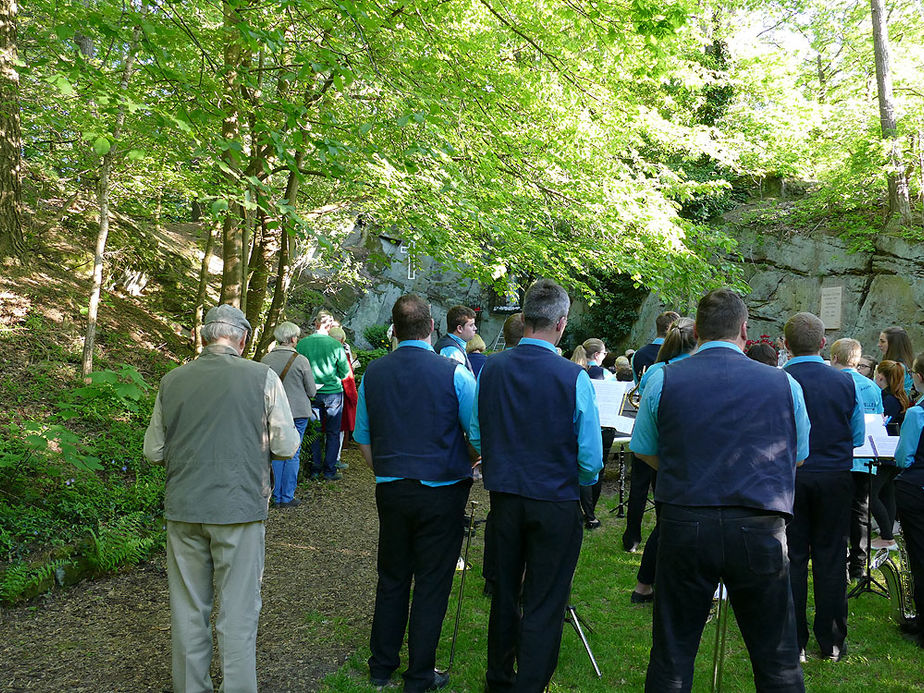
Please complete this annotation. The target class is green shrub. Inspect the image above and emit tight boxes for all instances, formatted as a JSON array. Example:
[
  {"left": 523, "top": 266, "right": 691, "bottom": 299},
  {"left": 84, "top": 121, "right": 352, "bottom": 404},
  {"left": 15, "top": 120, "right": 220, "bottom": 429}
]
[
  {"left": 353, "top": 348, "right": 388, "bottom": 380},
  {"left": 362, "top": 324, "right": 391, "bottom": 350}
]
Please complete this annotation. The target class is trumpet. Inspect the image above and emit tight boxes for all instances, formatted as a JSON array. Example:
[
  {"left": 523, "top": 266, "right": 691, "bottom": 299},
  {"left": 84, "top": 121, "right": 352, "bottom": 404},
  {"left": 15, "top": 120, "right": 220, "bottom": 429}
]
[{"left": 872, "top": 535, "right": 917, "bottom": 626}]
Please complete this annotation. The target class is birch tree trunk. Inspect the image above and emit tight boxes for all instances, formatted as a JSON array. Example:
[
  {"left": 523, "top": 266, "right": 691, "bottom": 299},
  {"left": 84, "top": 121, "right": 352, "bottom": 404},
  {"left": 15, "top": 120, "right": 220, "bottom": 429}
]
[
  {"left": 80, "top": 25, "right": 142, "bottom": 379},
  {"left": 192, "top": 222, "right": 217, "bottom": 354}
]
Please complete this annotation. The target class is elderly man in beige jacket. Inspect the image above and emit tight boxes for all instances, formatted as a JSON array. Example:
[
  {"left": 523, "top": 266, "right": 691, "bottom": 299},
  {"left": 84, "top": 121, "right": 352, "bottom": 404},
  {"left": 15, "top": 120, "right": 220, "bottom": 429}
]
[{"left": 144, "top": 304, "right": 299, "bottom": 693}]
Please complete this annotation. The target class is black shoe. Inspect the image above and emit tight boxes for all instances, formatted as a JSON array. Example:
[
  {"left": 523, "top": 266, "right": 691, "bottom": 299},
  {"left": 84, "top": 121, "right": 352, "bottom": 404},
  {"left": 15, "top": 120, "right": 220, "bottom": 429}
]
[
  {"left": 899, "top": 618, "right": 922, "bottom": 635},
  {"left": 277, "top": 498, "right": 302, "bottom": 508},
  {"left": 370, "top": 674, "right": 393, "bottom": 690},
  {"left": 622, "top": 534, "right": 640, "bottom": 552},
  {"left": 585, "top": 518, "right": 601, "bottom": 530},
  {"left": 324, "top": 471, "right": 343, "bottom": 481},
  {"left": 423, "top": 671, "right": 449, "bottom": 691},
  {"left": 630, "top": 590, "right": 654, "bottom": 604}
]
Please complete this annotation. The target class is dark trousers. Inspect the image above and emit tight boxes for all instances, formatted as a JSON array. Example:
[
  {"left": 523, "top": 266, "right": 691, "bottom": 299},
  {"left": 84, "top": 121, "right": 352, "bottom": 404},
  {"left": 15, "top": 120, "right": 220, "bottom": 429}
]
[
  {"left": 787, "top": 470, "right": 852, "bottom": 656},
  {"left": 646, "top": 504, "right": 804, "bottom": 693},
  {"left": 895, "top": 480, "right": 924, "bottom": 616},
  {"left": 623, "top": 456, "right": 653, "bottom": 550},
  {"left": 368, "top": 479, "right": 471, "bottom": 692},
  {"left": 637, "top": 471, "right": 659, "bottom": 585},
  {"left": 848, "top": 471, "right": 871, "bottom": 577},
  {"left": 579, "top": 428, "right": 616, "bottom": 522},
  {"left": 871, "top": 465, "right": 900, "bottom": 540},
  {"left": 311, "top": 392, "right": 343, "bottom": 478},
  {"left": 485, "top": 492, "right": 582, "bottom": 693}
]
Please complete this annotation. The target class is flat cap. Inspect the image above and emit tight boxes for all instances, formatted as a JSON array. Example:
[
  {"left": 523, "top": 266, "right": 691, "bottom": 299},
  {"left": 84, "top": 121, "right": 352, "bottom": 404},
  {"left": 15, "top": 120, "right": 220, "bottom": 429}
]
[{"left": 204, "top": 304, "right": 252, "bottom": 332}]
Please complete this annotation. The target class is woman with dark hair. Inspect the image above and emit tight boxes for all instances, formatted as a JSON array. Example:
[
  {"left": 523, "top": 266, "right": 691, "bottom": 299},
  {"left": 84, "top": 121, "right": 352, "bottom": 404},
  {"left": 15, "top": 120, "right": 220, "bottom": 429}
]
[
  {"left": 871, "top": 360, "right": 913, "bottom": 549},
  {"left": 746, "top": 342, "right": 779, "bottom": 367},
  {"left": 880, "top": 326, "right": 915, "bottom": 394},
  {"left": 890, "top": 352, "right": 924, "bottom": 640},
  {"left": 631, "top": 317, "right": 696, "bottom": 603}
]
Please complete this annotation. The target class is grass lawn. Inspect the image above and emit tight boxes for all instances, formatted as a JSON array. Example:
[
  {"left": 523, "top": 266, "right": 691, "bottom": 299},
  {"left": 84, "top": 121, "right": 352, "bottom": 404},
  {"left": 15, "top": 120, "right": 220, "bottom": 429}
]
[{"left": 319, "top": 486, "right": 923, "bottom": 692}]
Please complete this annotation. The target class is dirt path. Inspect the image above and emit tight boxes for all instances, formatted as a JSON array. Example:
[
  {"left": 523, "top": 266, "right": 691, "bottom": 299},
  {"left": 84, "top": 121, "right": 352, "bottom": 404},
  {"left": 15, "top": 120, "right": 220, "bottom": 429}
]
[{"left": 0, "top": 448, "right": 382, "bottom": 692}]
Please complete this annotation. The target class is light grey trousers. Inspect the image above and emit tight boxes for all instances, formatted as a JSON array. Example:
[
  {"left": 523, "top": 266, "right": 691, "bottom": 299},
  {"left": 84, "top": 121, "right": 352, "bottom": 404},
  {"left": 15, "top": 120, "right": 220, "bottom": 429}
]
[{"left": 166, "top": 520, "right": 265, "bottom": 693}]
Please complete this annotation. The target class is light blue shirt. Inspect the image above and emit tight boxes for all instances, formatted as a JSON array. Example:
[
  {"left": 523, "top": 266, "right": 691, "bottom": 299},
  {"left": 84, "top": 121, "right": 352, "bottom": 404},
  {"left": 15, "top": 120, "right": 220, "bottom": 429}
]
[
  {"left": 439, "top": 333, "right": 468, "bottom": 365},
  {"left": 637, "top": 351, "right": 692, "bottom": 400},
  {"left": 894, "top": 395, "right": 924, "bottom": 474},
  {"left": 469, "top": 338, "right": 604, "bottom": 486},
  {"left": 632, "top": 337, "right": 664, "bottom": 384},
  {"left": 846, "top": 367, "right": 885, "bottom": 473},
  {"left": 631, "top": 341, "right": 812, "bottom": 463},
  {"left": 354, "top": 340, "right": 476, "bottom": 486},
  {"left": 784, "top": 355, "right": 866, "bottom": 447}
]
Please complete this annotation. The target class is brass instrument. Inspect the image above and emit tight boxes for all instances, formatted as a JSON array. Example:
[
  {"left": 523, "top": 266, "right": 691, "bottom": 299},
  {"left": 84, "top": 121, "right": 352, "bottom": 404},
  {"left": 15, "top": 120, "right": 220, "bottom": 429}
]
[{"left": 872, "top": 535, "right": 917, "bottom": 626}]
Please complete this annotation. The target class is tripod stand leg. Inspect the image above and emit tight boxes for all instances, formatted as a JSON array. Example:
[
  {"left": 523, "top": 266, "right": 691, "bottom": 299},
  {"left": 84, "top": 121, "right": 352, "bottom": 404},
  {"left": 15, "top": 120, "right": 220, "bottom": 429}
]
[
  {"left": 711, "top": 582, "right": 729, "bottom": 693},
  {"left": 566, "top": 605, "right": 602, "bottom": 678},
  {"left": 440, "top": 499, "right": 479, "bottom": 675}
]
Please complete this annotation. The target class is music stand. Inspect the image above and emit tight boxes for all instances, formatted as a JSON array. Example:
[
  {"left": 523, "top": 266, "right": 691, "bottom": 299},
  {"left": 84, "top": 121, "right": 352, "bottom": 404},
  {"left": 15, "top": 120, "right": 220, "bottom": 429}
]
[
  {"left": 848, "top": 450, "right": 889, "bottom": 600},
  {"left": 564, "top": 603, "right": 602, "bottom": 678}
]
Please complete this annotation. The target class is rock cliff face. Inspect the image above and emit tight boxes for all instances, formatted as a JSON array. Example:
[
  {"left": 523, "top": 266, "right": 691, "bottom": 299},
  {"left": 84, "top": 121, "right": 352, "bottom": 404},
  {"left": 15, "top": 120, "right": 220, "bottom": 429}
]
[
  {"left": 336, "top": 229, "right": 514, "bottom": 349},
  {"left": 735, "top": 227, "right": 924, "bottom": 353}
]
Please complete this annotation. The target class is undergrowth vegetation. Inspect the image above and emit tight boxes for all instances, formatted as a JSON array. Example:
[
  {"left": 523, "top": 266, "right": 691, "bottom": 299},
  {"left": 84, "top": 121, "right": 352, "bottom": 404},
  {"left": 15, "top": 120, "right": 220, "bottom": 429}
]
[{"left": 0, "top": 310, "right": 170, "bottom": 603}]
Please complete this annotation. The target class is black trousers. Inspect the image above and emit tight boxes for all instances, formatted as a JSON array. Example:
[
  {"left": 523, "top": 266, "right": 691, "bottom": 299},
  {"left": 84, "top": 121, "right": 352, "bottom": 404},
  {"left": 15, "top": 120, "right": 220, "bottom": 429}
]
[
  {"left": 871, "top": 465, "right": 900, "bottom": 540},
  {"left": 579, "top": 428, "right": 616, "bottom": 522},
  {"left": 646, "top": 504, "right": 804, "bottom": 693},
  {"left": 787, "top": 470, "right": 852, "bottom": 656},
  {"left": 637, "top": 471, "right": 659, "bottom": 585},
  {"left": 485, "top": 492, "right": 583, "bottom": 693},
  {"left": 848, "top": 471, "right": 871, "bottom": 577},
  {"left": 895, "top": 480, "right": 924, "bottom": 616},
  {"left": 368, "top": 479, "right": 471, "bottom": 692},
  {"left": 623, "top": 456, "right": 654, "bottom": 550}
]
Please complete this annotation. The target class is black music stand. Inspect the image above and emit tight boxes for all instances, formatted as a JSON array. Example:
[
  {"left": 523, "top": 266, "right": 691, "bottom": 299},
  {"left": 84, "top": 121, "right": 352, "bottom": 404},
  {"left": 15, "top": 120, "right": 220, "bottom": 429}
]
[{"left": 848, "top": 446, "right": 890, "bottom": 600}]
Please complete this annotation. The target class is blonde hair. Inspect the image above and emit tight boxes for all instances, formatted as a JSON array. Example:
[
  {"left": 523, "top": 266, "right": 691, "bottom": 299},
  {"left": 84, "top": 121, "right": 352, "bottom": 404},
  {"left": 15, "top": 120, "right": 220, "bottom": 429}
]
[
  {"left": 467, "top": 334, "right": 486, "bottom": 353},
  {"left": 830, "top": 338, "right": 861, "bottom": 368},
  {"left": 571, "top": 338, "right": 606, "bottom": 367}
]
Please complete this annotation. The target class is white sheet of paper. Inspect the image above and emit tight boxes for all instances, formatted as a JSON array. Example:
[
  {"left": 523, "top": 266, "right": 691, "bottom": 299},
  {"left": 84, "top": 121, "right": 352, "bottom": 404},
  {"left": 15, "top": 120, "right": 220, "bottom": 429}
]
[
  {"left": 591, "top": 380, "right": 634, "bottom": 433},
  {"left": 854, "top": 414, "right": 898, "bottom": 458}
]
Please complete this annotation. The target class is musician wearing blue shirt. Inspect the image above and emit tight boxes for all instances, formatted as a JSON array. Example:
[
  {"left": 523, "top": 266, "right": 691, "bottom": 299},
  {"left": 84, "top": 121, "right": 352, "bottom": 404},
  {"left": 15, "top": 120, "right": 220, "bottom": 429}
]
[
  {"left": 355, "top": 294, "right": 476, "bottom": 693},
  {"left": 470, "top": 279, "right": 603, "bottom": 693},
  {"left": 631, "top": 289, "right": 809, "bottom": 693},
  {"left": 830, "top": 338, "right": 885, "bottom": 580},
  {"left": 434, "top": 304, "right": 477, "bottom": 373},
  {"left": 892, "top": 353, "right": 924, "bottom": 643},
  {"left": 783, "top": 313, "right": 865, "bottom": 663}
]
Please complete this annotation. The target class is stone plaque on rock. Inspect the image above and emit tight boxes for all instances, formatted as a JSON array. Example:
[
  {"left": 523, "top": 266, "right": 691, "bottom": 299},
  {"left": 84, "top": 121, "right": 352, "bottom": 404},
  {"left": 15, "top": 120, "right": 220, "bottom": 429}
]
[{"left": 820, "top": 286, "right": 843, "bottom": 330}]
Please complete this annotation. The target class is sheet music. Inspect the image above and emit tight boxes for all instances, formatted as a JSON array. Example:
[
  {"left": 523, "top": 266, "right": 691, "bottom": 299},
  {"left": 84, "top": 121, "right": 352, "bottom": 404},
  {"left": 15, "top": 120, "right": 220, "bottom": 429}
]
[
  {"left": 853, "top": 414, "right": 898, "bottom": 458},
  {"left": 591, "top": 380, "right": 635, "bottom": 434}
]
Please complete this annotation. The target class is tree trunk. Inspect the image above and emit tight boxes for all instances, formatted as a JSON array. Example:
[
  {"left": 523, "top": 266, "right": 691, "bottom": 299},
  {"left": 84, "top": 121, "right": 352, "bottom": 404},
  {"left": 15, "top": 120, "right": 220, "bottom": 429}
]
[
  {"left": 870, "top": 0, "right": 913, "bottom": 227},
  {"left": 192, "top": 222, "right": 217, "bottom": 354},
  {"left": 254, "top": 158, "right": 302, "bottom": 360},
  {"left": 0, "top": 0, "right": 25, "bottom": 260},
  {"left": 243, "top": 211, "right": 274, "bottom": 356},
  {"left": 80, "top": 25, "right": 141, "bottom": 379},
  {"left": 218, "top": 0, "right": 246, "bottom": 307}
]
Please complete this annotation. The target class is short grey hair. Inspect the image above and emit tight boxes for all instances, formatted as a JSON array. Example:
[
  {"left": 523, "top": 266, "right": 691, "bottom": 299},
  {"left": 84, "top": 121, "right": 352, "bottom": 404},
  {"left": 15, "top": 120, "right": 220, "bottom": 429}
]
[
  {"left": 522, "top": 279, "right": 570, "bottom": 330},
  {"left": 201, "top": 322, "right": 247, "bottom": 344},
  {"left": 274, "top": 321, "right": 301, "bottom": 343}
]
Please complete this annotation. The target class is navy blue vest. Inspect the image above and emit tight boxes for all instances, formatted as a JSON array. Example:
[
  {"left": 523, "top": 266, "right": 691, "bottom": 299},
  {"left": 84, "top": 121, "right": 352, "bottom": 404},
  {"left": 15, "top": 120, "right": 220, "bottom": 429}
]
[
  {"left": 784, "top": 360, "right": 856, "bottom": 473},
  {"left": 587, "top": 364, "right": 605, "bottom": 381},
  {"left": 362, "top": 347, "right": 471, "bottom": 481},
  {"left": 479, "top": 344, "right": 581, "bottom": 501},
  {"left": 898, "top": 403, "right": 924, "bottom": 487},
  {"left": 656, "top": 347, "right": 797, "bottom": 515},
  {"left": 633, "top": 342, "right": 661, "bottom": 380},
  {"left": 434, "top": 334, "right": 472, "bottom": 372}
]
